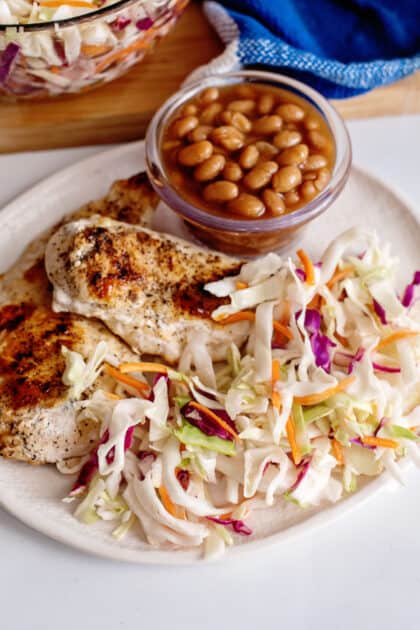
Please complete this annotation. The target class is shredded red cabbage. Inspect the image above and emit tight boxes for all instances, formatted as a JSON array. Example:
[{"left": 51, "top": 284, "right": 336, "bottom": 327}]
[
  {"left": 137, "top": 450, "right": 156, "bottom": 480},
  {"left": 112, "top": 16, "right": 131, "bottom": 31},
  {"left": 194, "top": 386, "right": 217, "bottom": 402},
  {"left": 295, "top": 268, "right": 306, "bottom": 281},
  {"left": 372, "top": 362, "right": 400, "bottom": 374},
  {"left": 303, "top": 309, "right": 321, "bottom": 334},
  {"left": 231, "top": 520, "right": 252, "bottom": 535},
  {"left": 333, "top": 351, "right": 352, "bottom": 368},
  {"left": 272, "top": 339, "right": 285, "bottom": 349},
  {"left": 401, "top": 271, "right": 420, "bottom": 308},
  {"left": 373, "top": 299, "right": 387, "bottom": 324},
  {"left": 176, "top": 469, "right": 190, "bottom": 490},
  {"left": 149, "top": 372, "right": 169, "bottom": 401},
  {"left": 213, "top": 408, "right": 237, "bottom": 429},
  {"left": 136, "top": 17, "right": 154, "bottom": 30},
  {"left": 336, "top": 349, "right": 398, "bottom": 375},
  {"left": 68, "top": 429, "right": 111, "bottom": 496},
  {"left": 105, "top": 426, "right": 134, "bottom": 464},
  {"left": 53, "top": 40, "right": 67, "bottom": 64},
  {"left": 69, "top": 424, "right": 136, "bottom": 496},
  {"left": 288, "top": 458, "right": 311, "bottom": 492},
  {"left": 298, "top": 309, "right": 336, "bottom": 372},
  {"left": 0, "top": 43, "right": 20, "bottom": 84},
  {"left": 68, "top": 452, "right": 99, "bottom": 497},
  {"left": 182, "top": 402, "right": 236, "bottom": 441},
  {"left": 138, "top": 450, "right": 156, "bottom": 461},
  {"left": 207, "top": 516, "right": 252, "bottom": 536},
  {"left": 350, "top": 437, "right": 375, "bottom": 450},
  {"left": 311, "top": 332, "right": 336, "bottom": 372},
  {"left": 374, "top": 417, "right": 387, "bottom": 437},
  {"left": 348, "top": 347, "right": 364, "bottom": 374},
  {"left": 263, "top": 460, "right": 277, "bottom": 474}
]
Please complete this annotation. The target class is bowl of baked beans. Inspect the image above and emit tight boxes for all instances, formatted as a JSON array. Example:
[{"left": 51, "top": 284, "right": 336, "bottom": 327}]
[{"left": 146, "top": 70, "right": 351, "bottom": 256}]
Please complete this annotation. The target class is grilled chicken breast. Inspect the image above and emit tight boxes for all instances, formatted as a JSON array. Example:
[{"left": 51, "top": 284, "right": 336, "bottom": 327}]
[
  {"left": 0, "top": 172, "right": 159, "bottom": 306},
  {"left": 0, "top": 173, "right": 158, "bottom": 464},
  {"left": 0, "top": 306, "right": 136, "bottom": 463},
  {"left": 45, "top": 217, "right": 248, "bottom": 363}
]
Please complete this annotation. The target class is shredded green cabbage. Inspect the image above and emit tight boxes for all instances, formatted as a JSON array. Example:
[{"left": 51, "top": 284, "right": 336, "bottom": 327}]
[
  {"left": 62, "top": 341, "right": 108, "bottom": 400},
  {"left": 174, "top": 421, "right": 236, "bottom": 456},
  {"left": 60, "top": 228, "right": 420, "bottom": 560},
  {"left": 391, "top": 425, "right": 418, "bottom": 441}
]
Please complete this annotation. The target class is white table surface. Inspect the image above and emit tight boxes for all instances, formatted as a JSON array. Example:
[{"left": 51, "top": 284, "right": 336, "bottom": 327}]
[{"left": 0, "top": 115, "right": 419, "bottom": 630}]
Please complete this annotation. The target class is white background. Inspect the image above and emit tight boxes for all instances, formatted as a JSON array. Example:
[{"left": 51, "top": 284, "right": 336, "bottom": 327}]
[{"left": 0, "top": 116, "right": 419, "bottom": 630}]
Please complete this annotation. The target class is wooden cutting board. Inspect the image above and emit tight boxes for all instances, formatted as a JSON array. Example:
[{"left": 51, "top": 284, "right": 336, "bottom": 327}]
[{"left": 0, "top": 1, "right": 419, "bottom": 154}]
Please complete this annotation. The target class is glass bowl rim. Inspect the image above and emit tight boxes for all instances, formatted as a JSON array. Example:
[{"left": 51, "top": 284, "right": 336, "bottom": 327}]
[
  {"left": 0, "top": 0, "right": 149, "bottom": 31},
  {"left": 146, "top": 69, "right": 352, "bottom": 233}
]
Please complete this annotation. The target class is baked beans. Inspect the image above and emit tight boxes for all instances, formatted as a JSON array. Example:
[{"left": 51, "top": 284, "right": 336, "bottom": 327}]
[
  {"left": 223, "top": 161, "right": 243, "bottom": 182},
  {"left": 162, "top": 83, "right": 335, "bottom": 219}
]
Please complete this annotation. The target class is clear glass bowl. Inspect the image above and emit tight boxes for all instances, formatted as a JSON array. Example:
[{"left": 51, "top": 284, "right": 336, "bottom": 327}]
[
  {"left": 0, "top": 0, "right": 189, "bottom": 101},
  {"left": 146, "top": 70, "right": 352, "bottom": 257}
]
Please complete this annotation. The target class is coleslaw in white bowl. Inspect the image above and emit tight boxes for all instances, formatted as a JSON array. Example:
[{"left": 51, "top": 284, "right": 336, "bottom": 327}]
[{"left": 58, "top": 227, "right": 420, "bottom": 560}]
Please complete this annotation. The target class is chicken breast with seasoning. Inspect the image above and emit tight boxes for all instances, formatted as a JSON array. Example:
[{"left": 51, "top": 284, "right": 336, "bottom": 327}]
[
  {"left": 45, "top": 217, "right": 248, "bottom": 363},
  {"left": 0, "top": 305, "right": 136, "bottom": 463},
  {"left": 0, "top": 172, "right": 159, "bottom": 306},
  {"left": 0, "top": 173, "right": 158, "bottom": 464}
]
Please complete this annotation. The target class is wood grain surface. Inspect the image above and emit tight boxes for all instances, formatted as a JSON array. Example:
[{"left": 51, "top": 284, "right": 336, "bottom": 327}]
[{"left": 0, "top": 1, "right": 419, "bottom": 154}]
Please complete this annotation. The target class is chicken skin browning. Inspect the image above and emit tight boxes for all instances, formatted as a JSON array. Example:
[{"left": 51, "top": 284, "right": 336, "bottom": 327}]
[
  {"left": 46, "top": 217, "right": 248, "bottom": 364},
  {"left": 0, "top": 173, "right": 158, "bottom": 464}
]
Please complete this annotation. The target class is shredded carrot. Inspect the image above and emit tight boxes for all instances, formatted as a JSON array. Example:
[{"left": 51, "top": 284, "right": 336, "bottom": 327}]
[
  {"left": 281, "top": 300, "right": 291, "bottom": 326},
  {"left": 334, "top": 331, "right": 350, "bottom": 348},
  {"left": 273, "top": 320, "right": 294, "bottom": 340},
  {"left": 367, "top": 303, "right": 376, "bottom": 315},
  {"left": 294, "top": 376, "right": 355, "bottom": 406},
  {"left": 307, "top": 293, "right": 322, "bottom": 310},
  {"left": 410, "top": 426, "right": 419, "bottom": 433},
  {"left": 119, "top": 361, "right": 169, "bottom": 374},
  {"left": 95, "top": 38, "right": 148, "bottom": 73},
  {"left": 272, "top": 302, "right": 292, "bottom": 346},
  {"left": 331, "top": 438, "right": 344, "bottom": 465},
  {"left": 103, "top": 392, "right": 122, "bottom": 401},
  {"left": 375, "top": 330, "right": 419, "bottom": 351},
  {"left": 218, "top": 311, "right": 255, "bottom": 325},
  {"left": 272, "top": 330, "right": 287, "bottom": 348},
  {"left": 104, "top": 364, "right": 150, "bottom": 396},
  {"left": 40, "top": 0, "right": 95, "bottom": 6},
  {"left": 81, "top": 44, "right": 112, "bottom": 58},
  {"left": 326, "top": 266, "right": 354, "bottom": 289},
  {"left": 286, "top": 416, "right": 301, "bottom": 465},
  {"left": 271, "top": 359, "right": 282, "bottom": 411},
  {"left": 158, "top": 486, "right": 185, "bottom": 519},
  {"left": 272, "top": 389, "right": 282, "bottom": 412},
  {"left": 297, "top": 249, "right": 315, "bottom": 286},
  {"left": 272, "top": 359, "right": 281, "bottom": 383},
  {"left": 361, "top": 436, "right": 398, "bottom": 449},
  {"left": 235, "top": 281, "right": 249, "bottom": 290},
  {"left": 189, "top": 401, "right": 240, "bottom": 440}
]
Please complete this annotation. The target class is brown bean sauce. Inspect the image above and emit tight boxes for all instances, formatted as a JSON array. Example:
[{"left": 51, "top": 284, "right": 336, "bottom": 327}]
[{"left": 161, "top": 83, "right": 335, "bottom": 220}]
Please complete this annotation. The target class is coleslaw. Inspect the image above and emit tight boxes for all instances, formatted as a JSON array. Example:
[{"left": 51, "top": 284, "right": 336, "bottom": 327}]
[
  {"left": 0, "top": 0, "right": 188, "bottom": 98},
  {"left": 59, "top": 228, "right": 420, "bottom": 559}
]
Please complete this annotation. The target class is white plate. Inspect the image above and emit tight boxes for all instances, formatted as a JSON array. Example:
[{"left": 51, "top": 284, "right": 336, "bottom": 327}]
[{"left": 0, "top": 140, "right": 418, "bottom": 565}]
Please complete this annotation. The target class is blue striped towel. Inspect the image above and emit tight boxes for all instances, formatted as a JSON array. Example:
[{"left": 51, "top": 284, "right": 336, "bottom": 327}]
[{"left": 189, "top": 0, "right": 420, "bottom": 98}]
